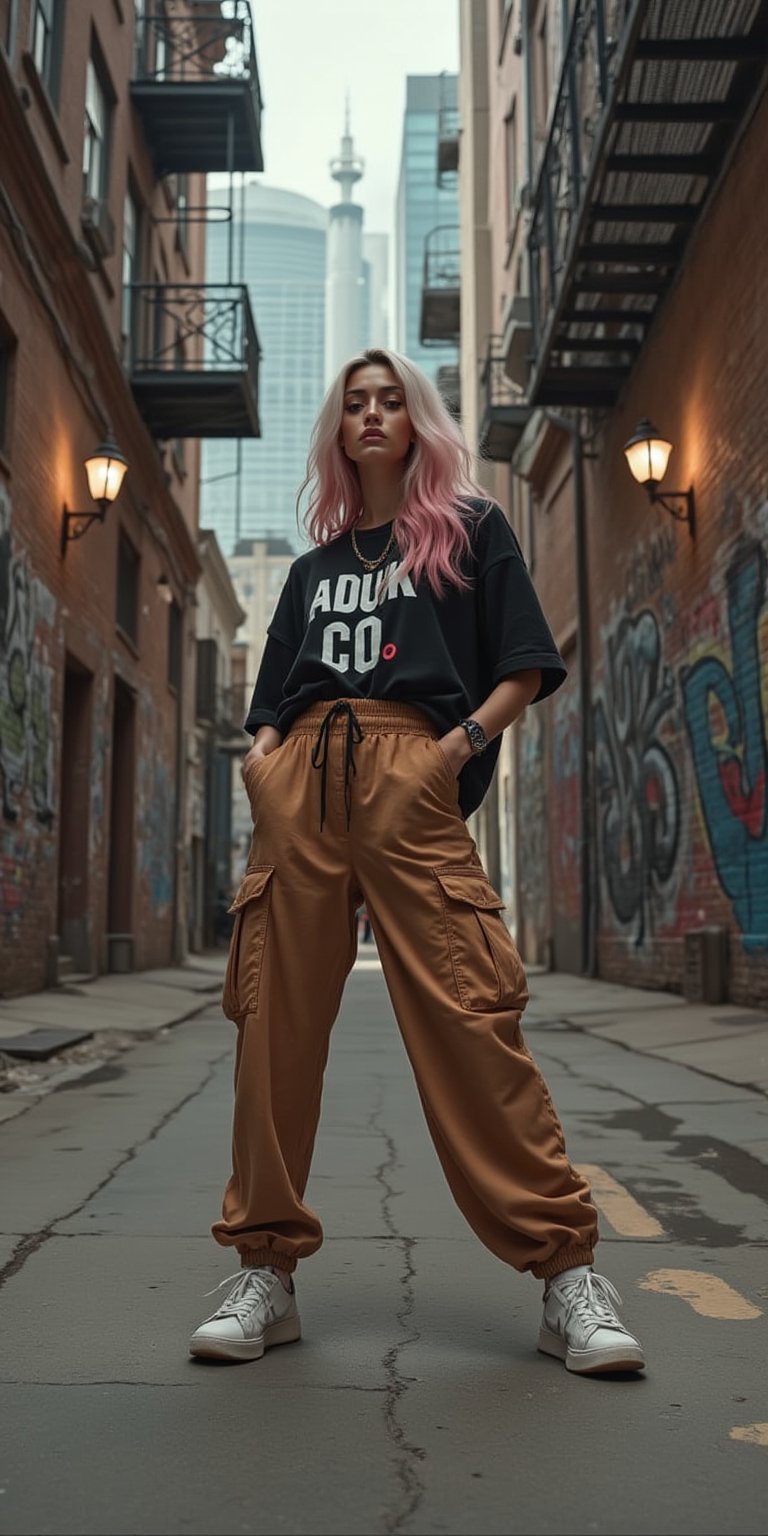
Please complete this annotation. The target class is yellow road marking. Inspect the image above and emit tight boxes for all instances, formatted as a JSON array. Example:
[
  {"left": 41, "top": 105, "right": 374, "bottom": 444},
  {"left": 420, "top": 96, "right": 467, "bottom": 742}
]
[
  {"left": 577, "top": 1163, "right": 665, "bottom": 1238},
  {"left": 730, "top": 1423, "right": 768, "bottom": 1447},
  {"left": 639, "top": 1269, "right": 762, "bottom": 1319}
]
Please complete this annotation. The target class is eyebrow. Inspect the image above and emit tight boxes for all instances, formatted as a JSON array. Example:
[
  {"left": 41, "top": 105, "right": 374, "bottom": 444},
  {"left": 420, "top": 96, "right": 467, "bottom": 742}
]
[{"left": 344, "top": 385, "right": 403, "bottom": 398}]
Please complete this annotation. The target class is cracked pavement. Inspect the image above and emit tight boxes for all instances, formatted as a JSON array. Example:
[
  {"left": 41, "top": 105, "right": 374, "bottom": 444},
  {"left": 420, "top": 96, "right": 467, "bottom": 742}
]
[{"left": 1, "top": 960, "right": 768, "bottom": 1535}]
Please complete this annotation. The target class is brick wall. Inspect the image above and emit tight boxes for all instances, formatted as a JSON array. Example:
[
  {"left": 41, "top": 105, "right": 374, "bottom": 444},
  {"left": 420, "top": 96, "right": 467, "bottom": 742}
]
[
  {"left": 0, "top": 2, "right": 205, "bottom": 994},
  {"left": 519, "top": 91, "right": 768, "bottom": 1008}
]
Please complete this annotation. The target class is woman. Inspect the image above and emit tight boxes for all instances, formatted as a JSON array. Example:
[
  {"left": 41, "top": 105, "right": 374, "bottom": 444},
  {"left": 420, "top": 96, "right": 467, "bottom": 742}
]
[{"left": 190, "top": 349, "right": 645, "bottom": 1376}]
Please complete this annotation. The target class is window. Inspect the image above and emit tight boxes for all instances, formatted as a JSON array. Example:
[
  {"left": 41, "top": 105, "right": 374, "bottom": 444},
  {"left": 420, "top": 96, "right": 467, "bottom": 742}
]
[
  {"left": 175, "top": 172, "right": 189, "bottom": 256},
  {"left": 117, "top": 531, "right": 139, "bottom": 644},
  {"left": 0, "top": 320, "right": 16, "bottom": 456},
  {"left": 83, "top": 53, "right": 111, "bottom": 201},
  {"left": 505, "top": 100, "right": 518, "bottom": 230},
  {"left": 168, "top": 600, "right": 181, "bottom": 691},
  {"left": 31, "top": 0, "right": 62, "bottom": 101},
  {"left": 133, "top": 0, "right": 145, "bottom": 74},
  {"left": 535, "top": 3, "right": 550, "bottom": 136},
  {"left": 5, "top": 0, "right": 20, "bottom": 57},
  {"left": 155, "top": 0, "right": 167, "bottom": 80},
  {"left": 121, "top": 189, "right": 139, "bottom": 360}
]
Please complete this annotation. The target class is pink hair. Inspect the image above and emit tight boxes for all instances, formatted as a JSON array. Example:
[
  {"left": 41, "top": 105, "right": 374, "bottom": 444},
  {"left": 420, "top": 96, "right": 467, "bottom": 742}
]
[{"left": 297, "top": 348, "right": 491, "bottom": 595}]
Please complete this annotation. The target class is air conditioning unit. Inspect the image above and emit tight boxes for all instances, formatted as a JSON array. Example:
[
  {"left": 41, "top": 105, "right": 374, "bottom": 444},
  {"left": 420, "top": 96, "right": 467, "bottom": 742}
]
[
  {"left": 502, "top": 293, "right": 532, "bottom": 390},
  {"left": 81, "top": 196, "right": 115, "bottom": 261}
]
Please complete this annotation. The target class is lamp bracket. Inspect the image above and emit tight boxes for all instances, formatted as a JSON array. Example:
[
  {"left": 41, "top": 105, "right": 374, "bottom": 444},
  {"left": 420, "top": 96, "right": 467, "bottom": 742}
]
[
  {"left": 650, "top": 487, "right": 696, "bottom": 538},
  {"left": 61, "top": 504, "right": 106, "bottom": 555}
]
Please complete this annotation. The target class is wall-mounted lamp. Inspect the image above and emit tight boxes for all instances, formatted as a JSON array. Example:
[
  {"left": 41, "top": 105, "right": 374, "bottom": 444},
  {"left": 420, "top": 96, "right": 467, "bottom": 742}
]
[
  {"left": 156, "top": 573, "right": 174, "bottom": 604},
  {"left": 61, "top": 437, "right": 129, "bottom": 555},
  {"left": 623, "top": 419, "right": 696, "bottom": 538}
]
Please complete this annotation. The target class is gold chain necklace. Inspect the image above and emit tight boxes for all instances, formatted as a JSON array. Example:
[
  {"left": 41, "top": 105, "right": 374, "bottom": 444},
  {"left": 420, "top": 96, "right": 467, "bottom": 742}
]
[{"left": 350, "top": 521, "right": 398, "bottom": 572}]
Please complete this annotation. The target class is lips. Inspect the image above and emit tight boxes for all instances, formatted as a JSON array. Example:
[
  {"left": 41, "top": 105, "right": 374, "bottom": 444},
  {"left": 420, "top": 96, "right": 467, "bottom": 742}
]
[{"left": 360, "top": 430, "right": 385, "bottom": 441}]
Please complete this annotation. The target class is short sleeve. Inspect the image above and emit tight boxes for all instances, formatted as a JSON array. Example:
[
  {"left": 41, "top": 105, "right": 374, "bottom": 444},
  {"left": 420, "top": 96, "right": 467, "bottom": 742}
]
[
  {"left": 474, "top": 505, "right": 567, "bottom": 703},
  {"left": 243, "top": 563, "right": 304, "bottom": 733}
]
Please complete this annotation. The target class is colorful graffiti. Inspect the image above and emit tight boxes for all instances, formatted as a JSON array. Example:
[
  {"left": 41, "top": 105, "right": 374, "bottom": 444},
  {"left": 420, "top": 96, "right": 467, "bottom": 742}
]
[
  {"left": 594, "top": 608, "right": 682, "bottom": 945},
  {"left": 517, "top": 710, "right": 548, "bottom": 938},
  {"left": 624, "top": 523, "right": 677, "bottom": 610},
  {"left": 682, "top": 538, "right": 768, "bottom": 952},
  {"left": 551, "top": 682, "right": 581, "bottom": 923},
  {"left": 0, "top": 488, "right": 56, "bottom": 828}
]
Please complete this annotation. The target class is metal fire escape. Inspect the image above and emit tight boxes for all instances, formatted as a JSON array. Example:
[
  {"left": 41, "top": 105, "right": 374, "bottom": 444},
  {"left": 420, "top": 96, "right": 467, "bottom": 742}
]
[
  {"left": 527, "top": 0, "right": 768, "bottom": 408},
  {"left": 128, "top": 3, "right": 263, "bottom": 437}
]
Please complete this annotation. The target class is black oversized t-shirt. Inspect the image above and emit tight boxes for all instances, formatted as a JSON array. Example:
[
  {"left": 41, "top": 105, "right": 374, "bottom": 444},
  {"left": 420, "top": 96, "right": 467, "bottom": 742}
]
[{"left": 244, "top": 500, "right": 567, "bottom": 819}]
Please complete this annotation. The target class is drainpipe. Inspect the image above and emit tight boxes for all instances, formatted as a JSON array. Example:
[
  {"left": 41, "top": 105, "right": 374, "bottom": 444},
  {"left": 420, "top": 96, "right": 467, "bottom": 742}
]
[{"left": 544, "top": 410, "right": 596, "bottom": 978}]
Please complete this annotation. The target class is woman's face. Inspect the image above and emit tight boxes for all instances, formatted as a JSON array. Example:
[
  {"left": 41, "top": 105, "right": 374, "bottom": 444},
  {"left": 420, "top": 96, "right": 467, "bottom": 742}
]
[{"left": 340, "top": 363, "right": 414, "bottom": 470}]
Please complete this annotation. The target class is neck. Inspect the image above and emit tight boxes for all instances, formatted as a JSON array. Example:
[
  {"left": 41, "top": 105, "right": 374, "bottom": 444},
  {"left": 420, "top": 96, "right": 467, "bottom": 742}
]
[{"left": 355, "top": 467, "right": 404, "bottom": 528}]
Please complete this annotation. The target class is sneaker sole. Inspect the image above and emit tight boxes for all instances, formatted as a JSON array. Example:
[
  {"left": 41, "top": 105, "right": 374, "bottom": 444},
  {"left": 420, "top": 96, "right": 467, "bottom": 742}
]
[
  {"left": 538, "top": 1326, "right": 645, "bottom": 1374},
  {"left": 189, "top": 1313, "right": 302, "bottom": 1362}
]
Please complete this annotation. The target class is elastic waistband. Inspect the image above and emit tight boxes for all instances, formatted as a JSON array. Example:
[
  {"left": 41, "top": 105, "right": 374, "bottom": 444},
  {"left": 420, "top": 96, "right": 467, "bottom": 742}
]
[{"left": 289, "top": 699, "right": 438, "bottom": 738}]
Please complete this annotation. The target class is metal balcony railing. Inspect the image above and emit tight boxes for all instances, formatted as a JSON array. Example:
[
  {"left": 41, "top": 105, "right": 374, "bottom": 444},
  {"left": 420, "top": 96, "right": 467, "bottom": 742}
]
[
  {"left": 129, "top": 284, "right": 261, "bottom": 439},
  {"left": 478, "top": 344, "right": 529, "bottom": 462},
  {"left": 419, "top": 226, "right": 461, "bottom": 345},
  {"left": 131, "top": 2, "right": 263, "bottom": 173},
  {"left": 526, "top": 0, "right": 768, "bottom": 407}
]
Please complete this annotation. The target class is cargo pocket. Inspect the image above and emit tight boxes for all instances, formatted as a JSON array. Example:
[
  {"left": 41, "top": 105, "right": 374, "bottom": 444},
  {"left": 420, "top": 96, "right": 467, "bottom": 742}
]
[
  {"left": 434, "top": 867, "right": 526, "bottom": 1012},
  {"left": 221, "top": 865, "right": 275, "bottom": 1022}
]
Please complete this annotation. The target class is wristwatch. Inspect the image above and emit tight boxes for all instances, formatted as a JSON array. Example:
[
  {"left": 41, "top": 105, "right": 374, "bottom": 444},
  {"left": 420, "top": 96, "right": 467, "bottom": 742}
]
[{"left": 458, "top": 717, "right": 488, "bottom": 756}]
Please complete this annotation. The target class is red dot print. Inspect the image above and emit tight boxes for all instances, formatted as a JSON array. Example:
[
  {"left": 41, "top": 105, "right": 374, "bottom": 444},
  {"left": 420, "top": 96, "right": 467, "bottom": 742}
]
[{"left": 382, "top": 643, "right": 397, "bottom": 661}]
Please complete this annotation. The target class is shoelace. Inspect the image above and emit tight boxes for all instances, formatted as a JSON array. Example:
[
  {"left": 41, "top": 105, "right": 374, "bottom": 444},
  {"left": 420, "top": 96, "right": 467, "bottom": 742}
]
[
  {"left": 553, "top": 1272, "right": 625, "bottom": 1339},
  {"left": 204, "top": 1267, "right": 276, "bottom": 1323},
  {"left": 311, "top": 701, "right": 364, "bottom": 832}
]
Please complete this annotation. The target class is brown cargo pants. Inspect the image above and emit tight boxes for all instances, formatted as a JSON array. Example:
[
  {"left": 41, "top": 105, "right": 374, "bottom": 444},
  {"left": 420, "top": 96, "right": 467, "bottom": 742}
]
[{"left": 213, "top": 699, "right": 598, "bottom": 1281}]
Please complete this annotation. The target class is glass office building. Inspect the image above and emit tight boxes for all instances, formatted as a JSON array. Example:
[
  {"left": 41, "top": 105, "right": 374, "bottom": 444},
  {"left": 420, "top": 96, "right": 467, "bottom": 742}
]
[
  {"left": 201, "top": 183, "right": 327, "bottom": 554},
  {"left": 395, "top": 74, "right": 459, "bottom": 386}
]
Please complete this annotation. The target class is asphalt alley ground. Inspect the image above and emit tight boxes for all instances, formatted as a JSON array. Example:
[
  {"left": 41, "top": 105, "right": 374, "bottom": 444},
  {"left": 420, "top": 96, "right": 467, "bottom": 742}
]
[{"left": 1, "top": 952, "right": 767, "bottom": 1536}]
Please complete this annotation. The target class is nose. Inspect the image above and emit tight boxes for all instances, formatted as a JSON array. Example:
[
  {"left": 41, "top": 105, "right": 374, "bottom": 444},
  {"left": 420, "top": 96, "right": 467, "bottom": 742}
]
[{"left": 363, "top": 399, "right": 382, "bottom": 425}]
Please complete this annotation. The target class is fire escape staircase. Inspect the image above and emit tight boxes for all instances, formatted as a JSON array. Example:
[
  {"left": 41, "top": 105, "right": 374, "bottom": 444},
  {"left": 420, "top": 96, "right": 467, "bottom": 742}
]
[{"left": 527, "top": 0, "right": 768, "bottom": 408}]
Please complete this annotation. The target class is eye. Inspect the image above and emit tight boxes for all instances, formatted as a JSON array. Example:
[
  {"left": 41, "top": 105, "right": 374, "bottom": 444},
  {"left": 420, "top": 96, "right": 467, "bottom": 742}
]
[
  {"left": 384, "top": 398, "right": 402, "bottom": 410},
  {"left": 345, "top": 402, "right": 363, "bottom": 413}
]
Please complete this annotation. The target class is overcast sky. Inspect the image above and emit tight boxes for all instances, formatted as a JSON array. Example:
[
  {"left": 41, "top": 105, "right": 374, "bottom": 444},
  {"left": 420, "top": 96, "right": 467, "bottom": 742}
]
[{"left": 241, "top": 0, "right": 460, "bottom": 235}]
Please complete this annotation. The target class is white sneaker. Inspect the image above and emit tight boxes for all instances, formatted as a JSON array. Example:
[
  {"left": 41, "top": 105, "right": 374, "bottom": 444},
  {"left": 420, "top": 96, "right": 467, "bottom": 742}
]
[
  {"left": 189, "top": 1267, "right": 301, "bottom": 1362},
  {"left": 539, "top": 1270, "right": 645, "bottom": 1374}
]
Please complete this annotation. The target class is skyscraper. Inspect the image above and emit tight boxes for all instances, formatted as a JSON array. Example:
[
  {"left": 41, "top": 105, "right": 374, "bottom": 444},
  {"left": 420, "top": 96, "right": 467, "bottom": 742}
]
[
  {"left": 325, "top": 102, "right": 366, "bottom": 384},
  {"left": 395, "top": 74, "right": 459, "bottom": 386},
  {"left": 363, "top": 231, "right": 390, "bottom": 349},
  {"left": 201, "top": 182, "right": 326, "bottom": 554}
]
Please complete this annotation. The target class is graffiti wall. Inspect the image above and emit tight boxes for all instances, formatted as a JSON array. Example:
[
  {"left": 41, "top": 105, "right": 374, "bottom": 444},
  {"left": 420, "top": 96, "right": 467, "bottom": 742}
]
[
  {"left": 516, "top": 708, "right": 548, "bottom": 962},
  {"left": 681, "top": 536, "right": 767, "bottom": 955},
  {"left": 551, "top": 672, "right": 582, "bottom": 938},
  {"left": 0, "top": 487, "right": 57, "bottom": 950},
  {"left": 594, "top": 606, "right": 685, "bottom": 952},
  {"left": 595, "top": 503, "right": 768, "bottom": 989},
  {"left": 136, "top": 693, "right": 175, "bottom": 919}
]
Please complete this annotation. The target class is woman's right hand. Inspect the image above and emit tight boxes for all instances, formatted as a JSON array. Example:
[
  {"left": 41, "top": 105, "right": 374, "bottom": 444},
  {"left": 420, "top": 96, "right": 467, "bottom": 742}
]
[{"left": 241, "top": 726, "right": 283, "bottom": 783}]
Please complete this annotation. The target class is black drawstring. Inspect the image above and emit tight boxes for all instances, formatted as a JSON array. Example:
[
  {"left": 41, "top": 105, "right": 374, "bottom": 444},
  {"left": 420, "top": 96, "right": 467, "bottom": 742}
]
[{"left": 311, "top": 702, "right": 364, "bottom": 831}]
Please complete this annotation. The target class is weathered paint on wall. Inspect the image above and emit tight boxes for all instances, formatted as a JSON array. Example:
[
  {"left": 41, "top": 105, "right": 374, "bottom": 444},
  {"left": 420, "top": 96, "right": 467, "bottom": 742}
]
[
  {"left": 592, "top": 503, "right": 768, "bottom": 985},
  {"left": 0, "top": 487, "right": 56, "bottom": 829},
  {"left": 0, "top": 490, "right": 58, "bottom": 953},
  {"left": 681, "top": 532, "right": 767, "bottom": 954},
  {"left": 136, "top": 697, "right": 175, "bottom": 915}
]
